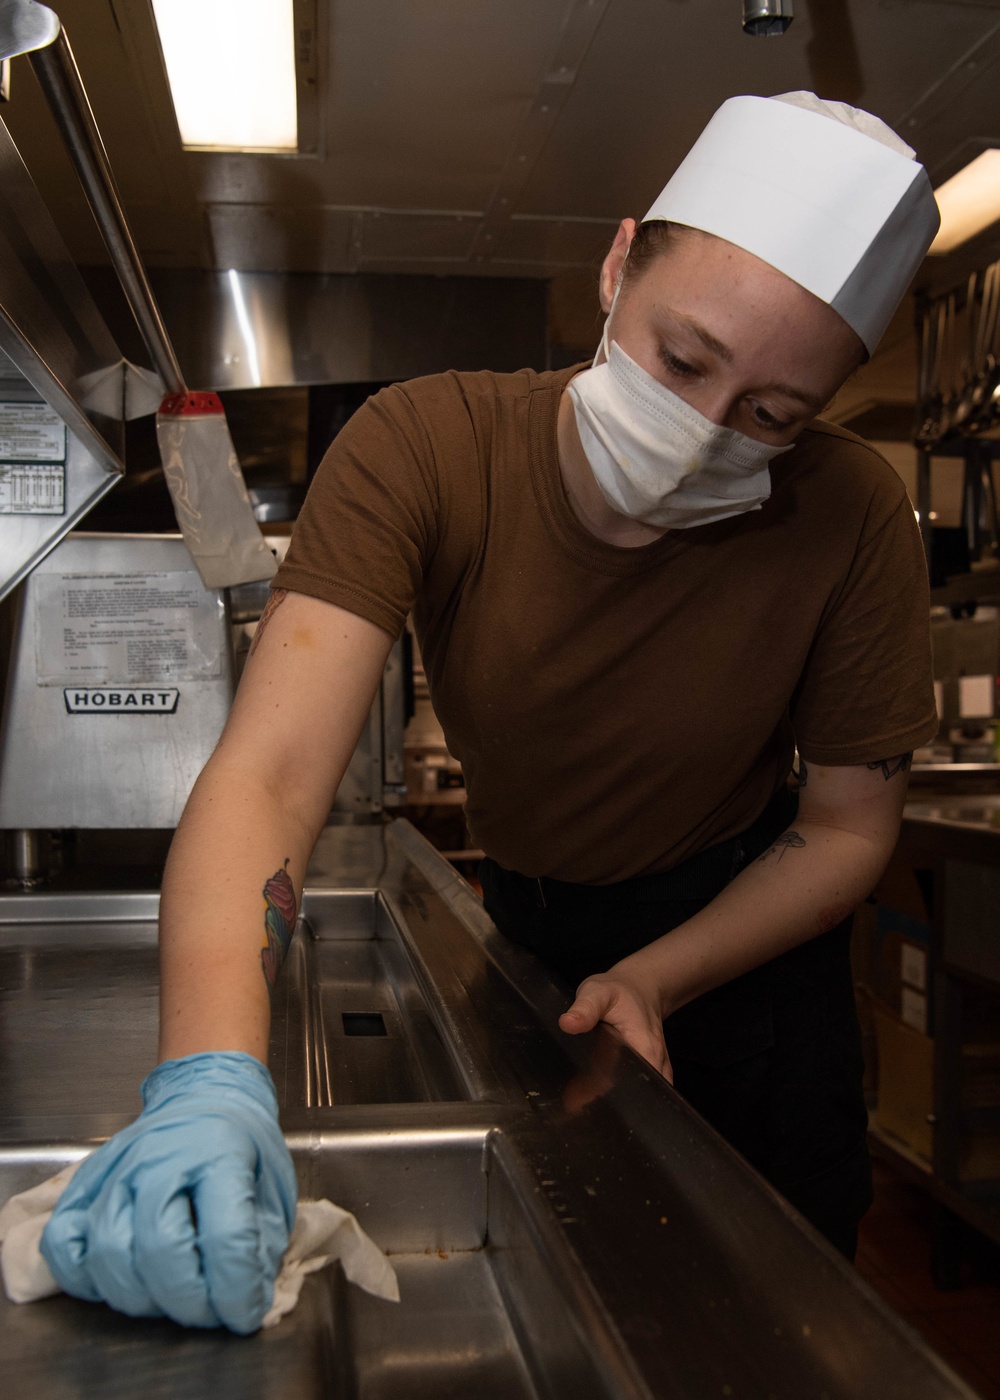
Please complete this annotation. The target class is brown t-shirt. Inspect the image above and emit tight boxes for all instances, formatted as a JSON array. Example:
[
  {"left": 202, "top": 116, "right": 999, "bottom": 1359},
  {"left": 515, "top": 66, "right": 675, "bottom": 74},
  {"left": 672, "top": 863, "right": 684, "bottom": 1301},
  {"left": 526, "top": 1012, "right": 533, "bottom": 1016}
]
[{"left": 275, "top": 365, "right": 937, "bottom": 884}]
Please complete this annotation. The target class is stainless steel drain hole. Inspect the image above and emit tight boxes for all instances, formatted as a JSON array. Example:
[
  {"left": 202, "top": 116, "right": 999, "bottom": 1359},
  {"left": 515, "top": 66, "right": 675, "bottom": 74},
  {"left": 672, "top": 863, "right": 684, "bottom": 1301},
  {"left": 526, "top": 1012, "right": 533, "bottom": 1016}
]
[{"left": 342, "top": 1012, "right": 388, "bottom": 1037}]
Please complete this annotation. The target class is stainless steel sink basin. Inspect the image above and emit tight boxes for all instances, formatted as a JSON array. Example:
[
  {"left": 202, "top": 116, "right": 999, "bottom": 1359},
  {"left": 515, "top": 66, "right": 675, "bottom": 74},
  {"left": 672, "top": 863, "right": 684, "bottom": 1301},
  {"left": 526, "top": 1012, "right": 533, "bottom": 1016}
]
[
  {"left": 0, "top": 822, "right": 982, "bottom": 1400},
  {"left": 0, "top": 1123, "right": 630, "bottom": 1400}
]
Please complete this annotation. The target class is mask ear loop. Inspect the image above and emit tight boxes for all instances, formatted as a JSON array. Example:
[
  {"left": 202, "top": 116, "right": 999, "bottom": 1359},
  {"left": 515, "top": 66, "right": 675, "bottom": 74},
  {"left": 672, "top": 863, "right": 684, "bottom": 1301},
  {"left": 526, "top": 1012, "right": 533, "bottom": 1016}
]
[{"left": 592, "top": 265, "right": 626, "bottom": 368}]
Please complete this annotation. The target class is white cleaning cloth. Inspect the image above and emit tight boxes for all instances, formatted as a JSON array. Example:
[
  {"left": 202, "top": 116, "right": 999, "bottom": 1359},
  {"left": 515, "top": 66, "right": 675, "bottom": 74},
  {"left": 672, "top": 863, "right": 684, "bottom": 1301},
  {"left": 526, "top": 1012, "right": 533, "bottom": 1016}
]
[{"left": 0, "top": 1162, "right": 399, "bottom": 1327}]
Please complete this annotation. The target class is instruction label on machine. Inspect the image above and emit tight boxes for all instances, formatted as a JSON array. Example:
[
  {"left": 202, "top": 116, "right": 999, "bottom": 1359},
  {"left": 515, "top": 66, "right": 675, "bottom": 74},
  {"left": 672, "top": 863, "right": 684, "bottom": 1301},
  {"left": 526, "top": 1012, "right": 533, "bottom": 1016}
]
[
  {"left": 0, "top": 402, "right": 66, "bottom": 515},
  {"left": 34, "top": 571, "right": 225, "bottom": 686}
]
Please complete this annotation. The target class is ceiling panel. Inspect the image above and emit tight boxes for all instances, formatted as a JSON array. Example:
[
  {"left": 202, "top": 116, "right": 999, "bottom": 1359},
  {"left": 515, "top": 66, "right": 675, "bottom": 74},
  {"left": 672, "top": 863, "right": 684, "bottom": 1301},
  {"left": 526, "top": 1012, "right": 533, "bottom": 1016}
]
[
  {"left": 513, "top": 0, "right": 1000, "bottom": 222},
  {"left": 190, "top": 0, "right": 572, "bottom": 212},
  {"left": 0, "top": 0, "right": 997, "bottom": 431}
]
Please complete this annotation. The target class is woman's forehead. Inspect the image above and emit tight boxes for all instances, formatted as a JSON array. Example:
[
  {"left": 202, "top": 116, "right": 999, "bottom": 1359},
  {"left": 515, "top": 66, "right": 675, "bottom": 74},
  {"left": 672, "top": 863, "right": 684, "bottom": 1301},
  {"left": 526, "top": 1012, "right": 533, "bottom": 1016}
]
[
  {"left": 618, "top": 240, "right": 863, "bottom": 394},
  {"left": 629, "top": 233, "right": 860, "bottom": 358}
]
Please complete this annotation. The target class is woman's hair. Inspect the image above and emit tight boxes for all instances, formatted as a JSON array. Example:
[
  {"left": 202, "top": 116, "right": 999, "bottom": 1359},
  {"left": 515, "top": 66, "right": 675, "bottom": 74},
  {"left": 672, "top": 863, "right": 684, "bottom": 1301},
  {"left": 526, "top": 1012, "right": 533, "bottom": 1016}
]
[{"left": 619, "top": 221, "right": 696, "bottom": 287}]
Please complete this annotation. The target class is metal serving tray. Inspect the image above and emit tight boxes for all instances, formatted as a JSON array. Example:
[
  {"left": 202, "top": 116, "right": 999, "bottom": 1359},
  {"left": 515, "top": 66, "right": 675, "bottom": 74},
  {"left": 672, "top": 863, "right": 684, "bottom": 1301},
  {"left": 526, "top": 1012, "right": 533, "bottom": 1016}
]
[{"left": 0, "top": 821, "right": 983, "bottom": 1400}]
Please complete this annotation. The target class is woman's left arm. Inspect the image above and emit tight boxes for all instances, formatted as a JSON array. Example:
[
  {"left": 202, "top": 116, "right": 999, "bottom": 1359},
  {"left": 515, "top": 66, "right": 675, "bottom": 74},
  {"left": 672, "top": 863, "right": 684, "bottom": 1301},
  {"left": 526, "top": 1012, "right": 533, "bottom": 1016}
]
[{"left": 559, "top": 756, "right": 911, "bottom": 1079}]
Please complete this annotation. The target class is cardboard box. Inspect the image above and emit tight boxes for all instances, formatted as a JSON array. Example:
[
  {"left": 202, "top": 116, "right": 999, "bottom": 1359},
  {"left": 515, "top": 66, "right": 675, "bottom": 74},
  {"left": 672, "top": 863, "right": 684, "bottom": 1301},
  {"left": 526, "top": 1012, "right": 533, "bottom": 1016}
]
[{"left": 873, "top": 1004, "right": 934, "bottom": 1163}]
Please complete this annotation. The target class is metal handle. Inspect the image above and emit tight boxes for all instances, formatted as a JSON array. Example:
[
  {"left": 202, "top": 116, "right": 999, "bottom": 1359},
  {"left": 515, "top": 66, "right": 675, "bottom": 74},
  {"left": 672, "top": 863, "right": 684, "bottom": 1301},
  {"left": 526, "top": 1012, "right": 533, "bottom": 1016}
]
[{"left": 28, "top": 26, "right": 185, "bottom": 394}]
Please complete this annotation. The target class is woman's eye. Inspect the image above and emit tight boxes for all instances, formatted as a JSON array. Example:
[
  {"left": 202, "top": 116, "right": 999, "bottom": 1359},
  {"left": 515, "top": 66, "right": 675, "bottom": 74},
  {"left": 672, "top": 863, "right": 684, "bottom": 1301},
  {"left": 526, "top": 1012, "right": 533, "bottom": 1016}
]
[
  {"left": 752, "top": 403, "right": 790, "bottom": 431},
  {"left": 659, "top": 350, "right": 698, "bottom": 378}
]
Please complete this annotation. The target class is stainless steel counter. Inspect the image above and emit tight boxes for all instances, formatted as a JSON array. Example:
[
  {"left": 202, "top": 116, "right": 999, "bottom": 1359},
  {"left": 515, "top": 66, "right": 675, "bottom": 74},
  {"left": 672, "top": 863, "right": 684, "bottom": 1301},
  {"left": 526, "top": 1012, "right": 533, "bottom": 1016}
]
[
  {"left": 0, "top": 821, "right": 979, "bottom": 1400},
  {"left": 907, "top": 797, "right": 1000, "bottom": 830},
  {"left": 903, "top": 794, "right": 1000, "bottom": 867}
]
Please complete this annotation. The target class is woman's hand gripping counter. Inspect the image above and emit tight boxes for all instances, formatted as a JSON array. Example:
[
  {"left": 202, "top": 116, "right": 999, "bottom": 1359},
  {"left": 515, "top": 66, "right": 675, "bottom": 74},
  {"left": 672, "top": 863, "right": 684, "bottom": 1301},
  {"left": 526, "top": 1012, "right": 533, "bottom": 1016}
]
[
  {"left": 559, "top": 756, "right": 911, "bottom": 1080},
  {"left": 40, "top": 590, "right": 394, "bottom": 1333}
]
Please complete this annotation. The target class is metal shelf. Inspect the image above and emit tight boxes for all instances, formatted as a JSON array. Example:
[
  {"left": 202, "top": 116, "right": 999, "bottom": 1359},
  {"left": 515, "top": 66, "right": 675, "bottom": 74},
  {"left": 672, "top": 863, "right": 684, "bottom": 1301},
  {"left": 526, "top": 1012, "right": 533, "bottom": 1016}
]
[
  {"left": 869, "top": 1122, "right": 1000, "bottom": 1249},
  {"left": 911, "top": 763, "right": 1000, "bottom": 776}
]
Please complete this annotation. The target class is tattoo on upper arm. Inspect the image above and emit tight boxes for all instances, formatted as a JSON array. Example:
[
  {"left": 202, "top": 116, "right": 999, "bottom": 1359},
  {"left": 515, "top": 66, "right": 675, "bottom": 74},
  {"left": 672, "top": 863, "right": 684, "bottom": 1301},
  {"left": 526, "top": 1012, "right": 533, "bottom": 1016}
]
[
  {"left": 260, "top": 859, "right": 298, "bottom": 988},
  {"left": 755, "top": 830, "right": 807, "bottom": 865},
  {"left": 866, "top": 753, "right": 912, "bottom": 782},
  {"left": 248, "top": 588, "right": 288, "bottom": 660}
]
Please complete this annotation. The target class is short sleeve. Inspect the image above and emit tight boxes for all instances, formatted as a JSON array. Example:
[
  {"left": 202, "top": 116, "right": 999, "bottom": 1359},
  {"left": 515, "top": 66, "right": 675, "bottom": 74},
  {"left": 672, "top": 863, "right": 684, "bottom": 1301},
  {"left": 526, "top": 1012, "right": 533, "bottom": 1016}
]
[
  {"left": 272, "top": 383, "right": 441, "bottom": 638},
  {"left": 792, "top": 490, "right": 937, "bottom": 765}
]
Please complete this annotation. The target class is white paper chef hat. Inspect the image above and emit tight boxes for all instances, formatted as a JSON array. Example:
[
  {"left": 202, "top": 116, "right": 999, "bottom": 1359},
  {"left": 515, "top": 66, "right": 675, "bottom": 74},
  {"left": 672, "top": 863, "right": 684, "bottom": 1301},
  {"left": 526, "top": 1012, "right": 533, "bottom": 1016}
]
[{"left": 642, "top": 92, "right": 941, "bottom": 354}]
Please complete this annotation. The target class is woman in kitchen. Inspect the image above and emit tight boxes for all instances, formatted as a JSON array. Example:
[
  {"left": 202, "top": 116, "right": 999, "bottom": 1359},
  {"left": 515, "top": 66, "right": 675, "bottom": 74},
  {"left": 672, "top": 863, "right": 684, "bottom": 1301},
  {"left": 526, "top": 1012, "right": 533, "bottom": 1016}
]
[{"left": 41, "top": 91, "right": 941, "bottom": 1332}]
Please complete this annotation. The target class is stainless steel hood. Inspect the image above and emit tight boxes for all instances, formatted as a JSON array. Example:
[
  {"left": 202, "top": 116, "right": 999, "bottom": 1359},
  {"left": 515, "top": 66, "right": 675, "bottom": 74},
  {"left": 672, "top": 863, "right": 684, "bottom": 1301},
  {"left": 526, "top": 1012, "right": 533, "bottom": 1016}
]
[{"left": 90, "top": 267, "right": 550, "bottom": 392}]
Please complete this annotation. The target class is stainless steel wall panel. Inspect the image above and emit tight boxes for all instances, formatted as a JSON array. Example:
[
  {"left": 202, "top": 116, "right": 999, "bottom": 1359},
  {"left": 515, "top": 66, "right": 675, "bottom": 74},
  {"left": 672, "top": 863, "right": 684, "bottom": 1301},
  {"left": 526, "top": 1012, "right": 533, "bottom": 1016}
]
[
  {"left": 491, "top": 213, "right": 620, "bottom": 269},
  {"left": 357, "top": 210, "right": 483, "bottom": 266},
  {"left": 206, "top": 204, "right": 357, "bottom": 277}
]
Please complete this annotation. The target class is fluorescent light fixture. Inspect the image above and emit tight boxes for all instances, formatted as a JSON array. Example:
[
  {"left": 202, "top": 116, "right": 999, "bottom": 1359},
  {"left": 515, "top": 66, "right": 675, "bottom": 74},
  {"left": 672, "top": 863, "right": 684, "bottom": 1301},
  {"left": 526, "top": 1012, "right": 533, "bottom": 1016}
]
[
  {"left": 151, "top": 0, "right": 297, "bottom": 152},
  {"left": 929, "top": 149, "right": 1000, "bottom": 255}
]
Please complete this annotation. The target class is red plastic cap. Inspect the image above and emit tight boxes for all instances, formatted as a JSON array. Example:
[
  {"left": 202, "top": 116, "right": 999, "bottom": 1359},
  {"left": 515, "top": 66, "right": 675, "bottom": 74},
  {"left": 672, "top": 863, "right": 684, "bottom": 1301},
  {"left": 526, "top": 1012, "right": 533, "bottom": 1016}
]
[{"left": 158, "top": 391, "right": 224, "bottom": 417}]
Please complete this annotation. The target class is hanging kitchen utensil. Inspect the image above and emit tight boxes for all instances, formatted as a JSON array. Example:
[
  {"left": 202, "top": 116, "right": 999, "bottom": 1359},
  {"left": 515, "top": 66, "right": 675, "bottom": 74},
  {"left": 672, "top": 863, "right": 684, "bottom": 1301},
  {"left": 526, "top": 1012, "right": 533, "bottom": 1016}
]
[
  {"left": 916, "top": 294, "right": 950, "bottom": 447},
  {"left": 977, "top": 451, "right": 1000, "bottom": 563},
  {"left": 962, "top": 262, "right": 998, "bottom": 432},
  {"left": 940, "top": 289, "right": 965, "bottom": 441},
  {"left": 952, "top": 270, "right": 983, "bottom": 432},
  {"left": 978, "top": 262, "right": 1000, "bottom": 434},
  {"left": 960, "top": 438, "right": 1000, "bottom": 566},
  {"left": 916, "top": 299, "right": 940, "bottom": 445}
]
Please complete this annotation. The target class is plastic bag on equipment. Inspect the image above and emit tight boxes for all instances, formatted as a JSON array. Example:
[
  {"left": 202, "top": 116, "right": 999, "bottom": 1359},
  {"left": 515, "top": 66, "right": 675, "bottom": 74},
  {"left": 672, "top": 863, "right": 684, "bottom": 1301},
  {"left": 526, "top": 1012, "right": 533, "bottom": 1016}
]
[{"left": 156, "top": 391, "right": 277, "bottom": 590}]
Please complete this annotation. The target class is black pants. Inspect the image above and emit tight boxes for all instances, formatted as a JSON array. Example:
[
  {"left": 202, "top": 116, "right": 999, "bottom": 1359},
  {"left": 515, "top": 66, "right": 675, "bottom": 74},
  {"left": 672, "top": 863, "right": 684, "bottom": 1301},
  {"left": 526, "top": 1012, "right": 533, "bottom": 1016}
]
[{"left": 480, "top": 788, "right": 873, "bottom": 1260}]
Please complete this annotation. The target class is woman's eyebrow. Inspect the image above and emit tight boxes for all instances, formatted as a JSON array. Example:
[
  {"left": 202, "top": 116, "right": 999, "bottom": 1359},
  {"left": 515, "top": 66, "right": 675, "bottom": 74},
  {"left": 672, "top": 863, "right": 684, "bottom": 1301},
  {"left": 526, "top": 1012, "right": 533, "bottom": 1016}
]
[
  {"left": 762, "top": 380, "right": 822, "bottom": 408},
  {"left": 662, "top": 309, "right": 734, "bottom": 362},
  {"left": 660, "top": 309, "right": 821, "bottom": 408}
]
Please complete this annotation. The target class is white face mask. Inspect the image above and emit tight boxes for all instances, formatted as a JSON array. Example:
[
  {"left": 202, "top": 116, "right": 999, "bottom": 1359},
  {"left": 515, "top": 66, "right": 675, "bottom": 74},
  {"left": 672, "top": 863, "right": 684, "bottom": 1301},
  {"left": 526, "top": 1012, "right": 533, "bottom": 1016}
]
[{"left": 567, "top": 321, "right": 793, "bottom": 530}]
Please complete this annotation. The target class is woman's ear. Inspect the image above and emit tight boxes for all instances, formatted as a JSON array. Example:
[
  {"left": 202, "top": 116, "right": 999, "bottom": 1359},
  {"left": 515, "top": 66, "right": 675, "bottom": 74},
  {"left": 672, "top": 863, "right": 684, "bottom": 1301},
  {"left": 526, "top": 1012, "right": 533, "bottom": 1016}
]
[{"left": 599, "top": 219, "right": 637, "bottom": 313}]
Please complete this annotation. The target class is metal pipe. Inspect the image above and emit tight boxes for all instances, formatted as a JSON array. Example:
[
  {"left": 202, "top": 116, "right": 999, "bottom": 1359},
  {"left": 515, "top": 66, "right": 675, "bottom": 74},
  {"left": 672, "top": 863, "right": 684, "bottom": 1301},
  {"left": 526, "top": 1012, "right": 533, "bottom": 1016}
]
[
  {"left": 27, "top": 27, "right": 185, "bottom": 394},
  {"left": 741, "top": 0, "right": 794, "bottom": 35},
  {"left": 6, "top": 828, "right": 48, "bottom": 888}
]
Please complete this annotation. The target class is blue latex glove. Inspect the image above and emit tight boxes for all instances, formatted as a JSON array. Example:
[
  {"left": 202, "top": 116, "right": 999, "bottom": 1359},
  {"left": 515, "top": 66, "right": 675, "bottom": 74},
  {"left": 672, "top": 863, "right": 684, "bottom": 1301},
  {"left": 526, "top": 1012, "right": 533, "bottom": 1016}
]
[{"left": 39, "top": 1052, "right": 297, "bottom": 1334}]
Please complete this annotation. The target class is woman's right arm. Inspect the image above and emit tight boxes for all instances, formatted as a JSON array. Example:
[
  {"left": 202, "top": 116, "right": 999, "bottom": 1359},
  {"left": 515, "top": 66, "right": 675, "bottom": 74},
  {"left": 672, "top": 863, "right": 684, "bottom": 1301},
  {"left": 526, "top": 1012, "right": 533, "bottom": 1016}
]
[
  {"left": 158, "top": 587, "right": 394, "bottom": 1064},
  {"left": 39, "top": 589, "right": 395, "bottom": 1334}
]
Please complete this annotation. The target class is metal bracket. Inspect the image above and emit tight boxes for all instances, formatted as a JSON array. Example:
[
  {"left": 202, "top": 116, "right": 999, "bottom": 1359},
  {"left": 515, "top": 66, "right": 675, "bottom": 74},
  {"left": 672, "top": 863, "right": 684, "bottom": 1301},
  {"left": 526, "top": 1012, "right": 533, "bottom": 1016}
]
[{"left": 0, "top": 0, "right": 59, "bottom": 63}]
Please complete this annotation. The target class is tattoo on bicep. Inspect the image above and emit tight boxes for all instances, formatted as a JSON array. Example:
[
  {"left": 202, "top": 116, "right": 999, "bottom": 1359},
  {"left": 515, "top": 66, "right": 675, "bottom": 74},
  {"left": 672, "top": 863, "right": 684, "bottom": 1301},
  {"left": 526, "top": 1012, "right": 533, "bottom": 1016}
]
[
  {"left": 260, "top": 859, "right": 298, "bottom": 988},
  {"left": 248, "top": 588, "right": 288, "bottom": 660},
  {"left": 866, "top": 753, "right": 913, "bottom": 782},
  {"left": 755, "top": 830, "right": 807, "bottom": 866}
]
